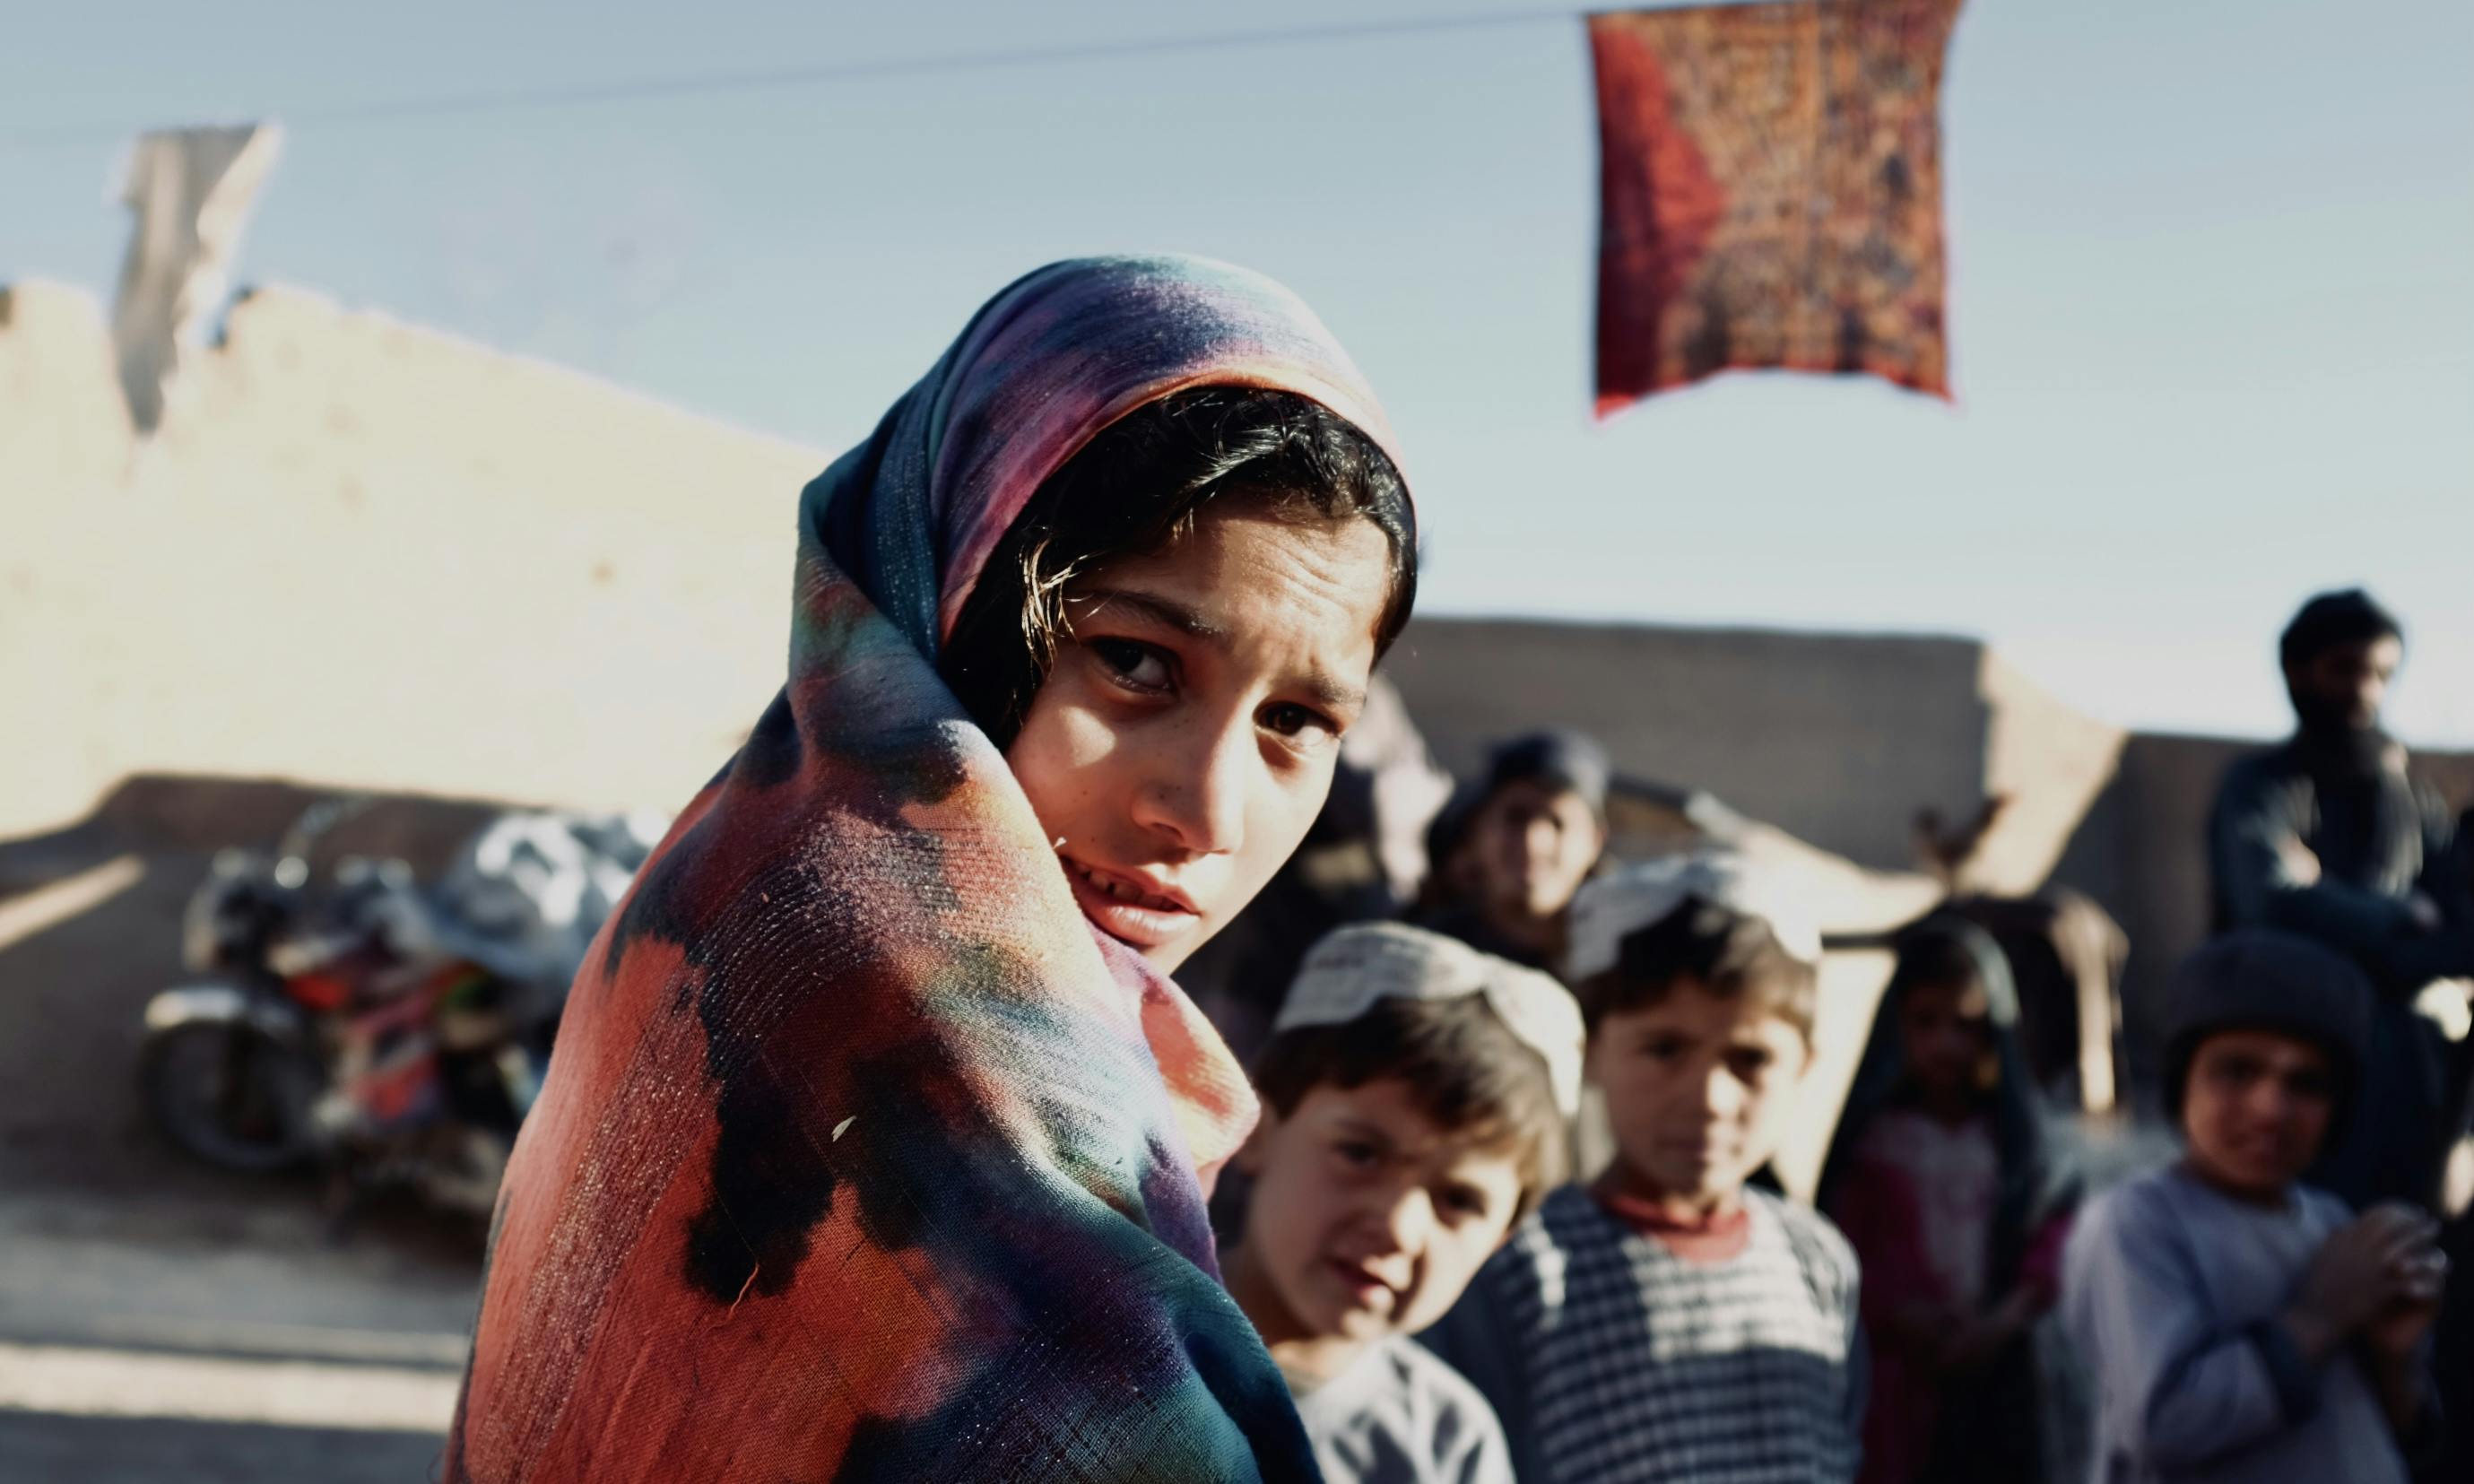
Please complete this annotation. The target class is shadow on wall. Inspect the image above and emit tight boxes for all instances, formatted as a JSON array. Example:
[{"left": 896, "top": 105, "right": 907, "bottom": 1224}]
[
  {"left": 2047, "top": 736, "right": 2474, "bottom": 1100},
  {"left": 0, "top": 775, "right": 517, "bottom": 1198}
]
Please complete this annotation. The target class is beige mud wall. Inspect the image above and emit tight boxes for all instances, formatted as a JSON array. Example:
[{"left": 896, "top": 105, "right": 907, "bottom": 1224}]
[
  {"left": 1385, "top": 618, "right": 1997, "bottom": 874},
  {"left": 3, "top": 280, "right": 822, "bottom": 838},
  {"left": 1974, "top": 649, "right": 2128, "bottom": 894},
  {"left": 0, "top": 278, "right": 2170, "bottom": 879}
]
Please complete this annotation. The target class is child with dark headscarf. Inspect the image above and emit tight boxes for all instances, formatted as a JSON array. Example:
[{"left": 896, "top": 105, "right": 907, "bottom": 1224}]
[{"left": 1818, "top": 916, "right": 2079, "bottom": 1484}]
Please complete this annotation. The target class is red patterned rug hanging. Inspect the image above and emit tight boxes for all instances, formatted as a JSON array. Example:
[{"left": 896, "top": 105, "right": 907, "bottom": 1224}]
[{"left": 1591, "top": 0, "right": 1964, "bottom": 413}]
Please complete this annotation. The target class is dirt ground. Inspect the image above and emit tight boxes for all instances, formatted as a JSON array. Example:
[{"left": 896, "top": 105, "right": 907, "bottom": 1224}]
[{"left": 0, "top": 780, "right": 498, "bottom": 1481}]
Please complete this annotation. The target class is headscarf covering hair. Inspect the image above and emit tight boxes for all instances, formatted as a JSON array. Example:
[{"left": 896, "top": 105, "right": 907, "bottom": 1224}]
[
  {"left": 2279, "top": 586, "right": 2403, "bottom": 673},
  {"left": 449, "top": 256, "right": 1402, "bottom": 1482},
  {"left": 1563, "top": 849, "right": 1824, "bottom": 983},
  {"left": 1277, "top": 922, "right": 1586, "bottom": 1117},
  {"left": 1817, "top": 914, "right": 2078, "bottom": 1294},
  {"left": 2160, "top": 928, "right": 2373, "bottom": 1134}
]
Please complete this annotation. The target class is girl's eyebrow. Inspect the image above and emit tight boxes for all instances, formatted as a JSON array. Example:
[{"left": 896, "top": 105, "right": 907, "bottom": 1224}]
[{"left": 1074, "top": 586, "right": 1228, "bottom": 641}]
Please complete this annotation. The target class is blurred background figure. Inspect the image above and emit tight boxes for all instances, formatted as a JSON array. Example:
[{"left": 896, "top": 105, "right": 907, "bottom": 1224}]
[
  {"left": 1933, "top": 890, "right": 2128, "bottom": 1116},
  {"left": 1419, "top": 730, "right": 1611, "bottom": 972},
  {"left": 1819, "top": 916, "right": 2082, "bottom": 1484}
]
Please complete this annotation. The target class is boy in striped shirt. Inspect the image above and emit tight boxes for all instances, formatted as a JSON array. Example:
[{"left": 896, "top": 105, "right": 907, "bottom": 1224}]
[{"left": 1426, "top": 853, "right": 1864, "bottom": 1483}]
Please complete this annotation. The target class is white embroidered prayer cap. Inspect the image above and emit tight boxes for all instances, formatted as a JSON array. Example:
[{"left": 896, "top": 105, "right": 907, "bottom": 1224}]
[
  {"left": 1563, "top": 850, "right": 1824, "bottom": 984},
  {"left": 1274, "top": 922, "right": 1585, "bottom": 1117}
]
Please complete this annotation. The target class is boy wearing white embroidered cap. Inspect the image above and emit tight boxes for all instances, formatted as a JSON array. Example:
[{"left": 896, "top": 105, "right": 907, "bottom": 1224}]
[
  {"left": 1226, "top": 922, "right": 1582, "bottom": 1484},
  {"left": 1426, "top": 851, "right": 1865, "bottom": 1484}
]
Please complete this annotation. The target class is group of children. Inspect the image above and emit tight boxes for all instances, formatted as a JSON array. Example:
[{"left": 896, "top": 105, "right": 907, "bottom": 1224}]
[{"left": 1217, "top": 740, "right": 2450, "bottom": 1483}]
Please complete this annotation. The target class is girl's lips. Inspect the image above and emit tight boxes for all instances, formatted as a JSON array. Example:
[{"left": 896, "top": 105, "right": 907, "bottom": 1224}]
[{"left": 1061, "top": 857, "right": 1201, "bottom": 950}]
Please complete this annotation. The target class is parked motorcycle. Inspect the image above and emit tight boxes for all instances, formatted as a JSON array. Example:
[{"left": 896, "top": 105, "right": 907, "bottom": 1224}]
[{"left": 138, "top": 798, "right": 545, "bottom": 1219}]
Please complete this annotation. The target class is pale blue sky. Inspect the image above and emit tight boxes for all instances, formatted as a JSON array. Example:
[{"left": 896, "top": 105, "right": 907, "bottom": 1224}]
[{"left": 6, "top": 0, "right": 2470, "bottom": 743}]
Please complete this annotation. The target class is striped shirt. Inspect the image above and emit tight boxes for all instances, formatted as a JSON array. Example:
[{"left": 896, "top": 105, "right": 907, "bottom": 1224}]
[{"left": 1424, "top": 1184, "right": 1865, "bottom": 1483}]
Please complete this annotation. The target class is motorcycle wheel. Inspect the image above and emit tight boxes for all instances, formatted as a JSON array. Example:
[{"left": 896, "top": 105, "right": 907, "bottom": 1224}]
[{"left": 139, "top": 1021, "right": 318, "bottom": 1172}]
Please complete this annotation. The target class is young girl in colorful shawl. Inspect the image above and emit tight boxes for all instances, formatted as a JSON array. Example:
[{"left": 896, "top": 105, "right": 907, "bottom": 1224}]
[
  {"left": 1817, "top": 917, "right": 2079, "bottom": 1484},
  {"left": 446, "top": 256, "right": 1417, "bottom": 1482}
]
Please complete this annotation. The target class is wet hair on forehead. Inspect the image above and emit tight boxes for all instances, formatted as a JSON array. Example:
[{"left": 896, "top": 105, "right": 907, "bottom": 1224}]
[
  {"left": 1253, "top": 994, "right": 1569, "bottom": 1220},
  {"left": 940, "top": 386, "right": 1417, "bottom": 749},
  {"left": 1573, "top": 898, "right": 1818, "bottom": 1043}
]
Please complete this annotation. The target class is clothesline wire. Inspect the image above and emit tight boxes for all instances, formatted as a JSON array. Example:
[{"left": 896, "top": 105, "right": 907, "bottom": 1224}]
[{"left": 1, "top": 4, "right": 1625, "bottom": 154}]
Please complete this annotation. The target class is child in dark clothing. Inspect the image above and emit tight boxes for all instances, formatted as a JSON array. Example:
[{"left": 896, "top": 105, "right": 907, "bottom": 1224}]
[
  {"left": 1426, "top": 852, "right": 1864, "bottom": 1484},
  {"left": 2063, "top": 930, "right": 2447, "bottom": 1483},
  {"left": 1819, "top": 916, "right": 2078, "bottom": 1484}
]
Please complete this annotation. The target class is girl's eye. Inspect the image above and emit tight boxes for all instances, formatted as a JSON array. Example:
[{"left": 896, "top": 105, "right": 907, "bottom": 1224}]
[
  {"left": 1440, "top": 1185, "right": 1490, "bottom": 1220},
  {"left": 1261, "top": 702, "right": 1339, "bottom": 742},
  {"left": 1089, "top": 638, "right": 1172, "bottom": 693},
  {"left": 1640, "top": 1036, "right": 1687, "bottom": 1062}
]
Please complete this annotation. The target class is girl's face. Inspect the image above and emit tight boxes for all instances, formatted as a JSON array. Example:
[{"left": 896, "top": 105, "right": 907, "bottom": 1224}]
[
  {"left": 1897, "top": 976, "right": 1993, "bottom": 1106},
  {"left": 1006, "top": 506, "right": 1392, "bottom": 971}
]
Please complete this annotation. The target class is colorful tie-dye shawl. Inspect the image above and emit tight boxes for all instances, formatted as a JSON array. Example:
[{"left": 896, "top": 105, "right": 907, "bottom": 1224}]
[{"left": 447, "top": 256, "right": 1404, "bottom": 1481}]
